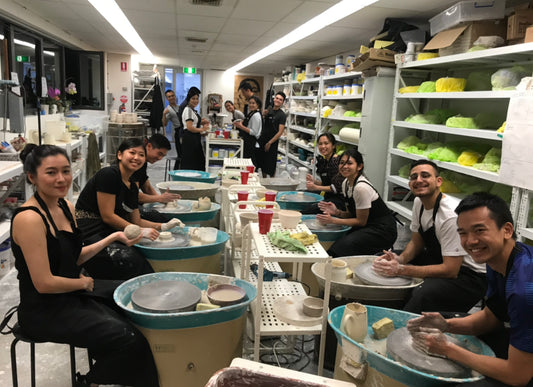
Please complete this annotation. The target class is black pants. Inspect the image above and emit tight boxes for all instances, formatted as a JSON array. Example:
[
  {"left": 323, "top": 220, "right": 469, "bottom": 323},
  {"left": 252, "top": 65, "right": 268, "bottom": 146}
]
[
  {"left": 19, "top": 290, "right": 159, "bottom": 387},
  {"left": 173, "top": 129, "right": 182, "bottom": 170},
  {"left": 404, "top": 266, "right": 487, "bottom": 314}
]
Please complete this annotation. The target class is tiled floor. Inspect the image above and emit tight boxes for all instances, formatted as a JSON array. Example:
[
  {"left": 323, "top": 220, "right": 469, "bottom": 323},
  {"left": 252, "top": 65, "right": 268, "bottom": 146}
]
[{"left": 0, "top": 136, "right": 331, "bottom": 386}]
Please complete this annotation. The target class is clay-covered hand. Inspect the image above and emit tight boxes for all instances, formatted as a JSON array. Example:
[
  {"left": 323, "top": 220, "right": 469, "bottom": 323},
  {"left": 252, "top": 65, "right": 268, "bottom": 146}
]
[
  {"left": 159, "top": 189, "right": 181, "bottom": 203},
  {"left": 115, "top": 231, "right": 143, "bottom": 246},
  {"left": 141, "top": 228, "right": 159, "bottom": 241},
  {"left": 411, "top": 327, "right": 449, "bottom": 359},
  {"left": 316, "top": 213, "right": 334, "bottom": 225},
  {"left": 161, "top": 218, "right": 184, "bottom": 231},
  {"left": 80, "top": 274, "right": 94, "bottom": 292},
  {"left": 407, "top": 312, "right": 448, "bottom": 333},
  {"left": 317, "top": 200, "right": 337, "bottom": 215},
  {"left": 372, "top": 258, "right": 402, "bottom": 277}
]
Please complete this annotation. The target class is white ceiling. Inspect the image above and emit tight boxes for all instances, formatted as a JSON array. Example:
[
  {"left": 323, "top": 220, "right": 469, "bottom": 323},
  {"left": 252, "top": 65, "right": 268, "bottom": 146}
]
[{"left": 1, "top": 0, "right": 501, "bottom": 74}]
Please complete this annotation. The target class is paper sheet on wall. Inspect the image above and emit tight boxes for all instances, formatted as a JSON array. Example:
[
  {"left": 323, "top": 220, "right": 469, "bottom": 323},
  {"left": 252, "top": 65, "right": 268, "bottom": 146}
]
[{"left": 499, "top": 93, "right": 533, "bottom": 190}]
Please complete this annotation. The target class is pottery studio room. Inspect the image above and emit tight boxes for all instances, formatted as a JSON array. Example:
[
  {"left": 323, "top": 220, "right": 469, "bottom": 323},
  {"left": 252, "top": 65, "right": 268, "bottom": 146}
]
[{"left": 0, "top": 0, "right": 533, "bottom": 386}]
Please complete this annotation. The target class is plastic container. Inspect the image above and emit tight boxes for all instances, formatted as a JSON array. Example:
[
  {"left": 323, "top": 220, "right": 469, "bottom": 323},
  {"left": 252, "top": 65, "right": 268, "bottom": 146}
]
[
  {"left": 429, "top": 0, "right": 505, "bottom": 36},
  {"left": 211, "top": 148, "right": 219, "bottom": 158},
  {"left": 343, "top": 80, "right": 352, "bottom": 96},
  {"left": 0, "top": 240, "right": 12, "bottom": 278}
]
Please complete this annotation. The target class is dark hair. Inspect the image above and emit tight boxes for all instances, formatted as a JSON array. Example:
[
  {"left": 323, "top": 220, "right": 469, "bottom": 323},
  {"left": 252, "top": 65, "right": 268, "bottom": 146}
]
[
  {"left": 238, "top": 82, "right": 252, "bottom": 91},
  {"left": 147, "top": 133, "right": 171, "bottom": 150},
  {"left": 116, "top": 138, "right": 145, "bottom": 160},
  {"left": 455, "top": 192, "right": 516, "bottom": 239},
  {"left": 224, "top": 100, "right": 234, "bottom": 107},
  {"left": 410, "top": 159, "right": 440, "bottom": 176},
  {"left": 248, "top": 95, "right": 262, "bottom": 110},
  {"left": 275, "top": 91, "right": 286, "bottom": 101},
  {"left": 340, "top": 148, "right": 364, "bottom": 174},
  {"left": 20, "top": 144, "right": 70, "bottom": 183},
  {"left": 186, "top": 87, "right": 201, "bottom": 104},
  {"left": 317, "top": 132, "right": 337, "bottom": 146},
  {"left": 165, "top": 89, "right": 174, "bottom": 95}
]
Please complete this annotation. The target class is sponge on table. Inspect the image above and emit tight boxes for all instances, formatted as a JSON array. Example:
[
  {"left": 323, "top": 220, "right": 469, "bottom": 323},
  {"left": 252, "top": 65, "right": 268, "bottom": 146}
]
[{"left": 372, "top": 317, "right": 395, "bottom": 339}]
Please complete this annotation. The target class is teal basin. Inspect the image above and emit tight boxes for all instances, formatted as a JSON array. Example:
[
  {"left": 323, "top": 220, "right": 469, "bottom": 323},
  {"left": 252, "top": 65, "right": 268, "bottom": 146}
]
[
  {"left": 114, "top": 272, "right": 256, "bottom": 329},
  {"left": 276, "top": 191, "right": 323, "bottom": 211},
  {"left": 169, "top": 169, "right": 217, "bottom": 184},
  {"left": 301, "top": 214, "right": 350, "bottom": 242},
  {"left": 329, "top": 305, "right": 494, "bottom": 386}
]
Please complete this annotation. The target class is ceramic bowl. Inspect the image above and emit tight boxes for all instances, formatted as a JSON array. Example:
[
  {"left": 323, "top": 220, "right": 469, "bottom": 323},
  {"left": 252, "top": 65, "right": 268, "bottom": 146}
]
[
  {"left": 239, "top": 212, "right": 258, "bottom": 227},
  {"left": 207, "top": 284, "right": 246, "bottom": 307},
  {"left": 302, "top": 297, "right": 324, "bottom": 317},
  {"left": 278, "top": 210, "right": 302, "bottom": 229}
]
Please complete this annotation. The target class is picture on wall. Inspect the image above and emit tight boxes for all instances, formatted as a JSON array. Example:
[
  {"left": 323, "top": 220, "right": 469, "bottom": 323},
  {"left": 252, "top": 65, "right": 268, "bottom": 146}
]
[{"left": 234, "top": 75, "right": 263, "bottom": 112}]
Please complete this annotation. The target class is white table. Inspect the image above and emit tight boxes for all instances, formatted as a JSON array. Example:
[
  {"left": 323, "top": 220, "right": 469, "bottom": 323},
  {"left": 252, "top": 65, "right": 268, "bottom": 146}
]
[{"left": 241, "top": 222, "right": 331, "bottom": 375}]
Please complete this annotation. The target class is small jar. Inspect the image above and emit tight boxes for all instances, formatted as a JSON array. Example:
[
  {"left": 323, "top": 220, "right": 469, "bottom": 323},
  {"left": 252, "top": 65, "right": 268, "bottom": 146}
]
[
  {"left": 343, "top": 80, "right": 352, "bottom": 96},
  {"left": 211, "top": 148, "right": 219, "bottom": 158}
]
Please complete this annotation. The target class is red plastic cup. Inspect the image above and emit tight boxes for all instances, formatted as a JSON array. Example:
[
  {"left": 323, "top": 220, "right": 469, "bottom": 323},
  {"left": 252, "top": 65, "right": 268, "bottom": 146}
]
[
  {"left": 223, "top": 130, "right": 230, "bottom": 139},
  {"left": 246, "top": 165, "right": 255, "bottom": 174},
  {"left": 240, "top": 170, "right": 250, "bottom": 184},
  {"left": 215, "top": 129, "right": 220, "bottom": 137},
  {"left": 258, "top": 209, "right": 274, "bottom": 234},
  {"left": 237, "top": 191, "right": 249, "bottom": 209},
  {"left": 264, "top": 191, "right": 276, "bottom": 209}
]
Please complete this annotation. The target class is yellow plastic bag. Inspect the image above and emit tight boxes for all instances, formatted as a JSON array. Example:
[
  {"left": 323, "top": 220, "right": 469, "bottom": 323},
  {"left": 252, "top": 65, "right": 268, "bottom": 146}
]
[
  {"left": 497, "top": 121, "right": 506, "bottom": 133},
  {"left": 435, "top": 77, "right": 467, "bottom": 92},
  {"left": 290, "top": 232, "right": 318, "bottom": 246},
  {"left": 399, "top": 86, "right": 419, "bottom": 94},
  {"left": 440, "top": 179, "right": 461, "bottom": 193},
  {"left": 458, "top": 151, "right": 483, "bottom": 166}
]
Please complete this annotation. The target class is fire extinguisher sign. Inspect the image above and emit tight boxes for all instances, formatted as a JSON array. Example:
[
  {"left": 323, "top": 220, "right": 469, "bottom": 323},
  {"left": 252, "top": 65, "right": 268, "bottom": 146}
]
[
  {"left": 120, "top": 95, "right": 128, "bottom": 103},
  {"left": 121, "top": 62, "right": 127, "bottom": 72}
]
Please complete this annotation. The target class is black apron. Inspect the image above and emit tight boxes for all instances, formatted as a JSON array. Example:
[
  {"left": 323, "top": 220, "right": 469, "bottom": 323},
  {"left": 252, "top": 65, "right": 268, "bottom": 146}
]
[
  {"left": 344, "top": 176, "right": 392, "bottom": 228},
  {"left": 181, "top": 109, "right": 205, "bottom": 171},
  {"left": 415, "top": 192, "right": 443, "bottom": 266}
]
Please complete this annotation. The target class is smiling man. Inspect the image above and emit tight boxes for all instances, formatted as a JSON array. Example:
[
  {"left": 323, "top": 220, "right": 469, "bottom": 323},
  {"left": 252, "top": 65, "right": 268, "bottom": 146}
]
[
  {"left": 373, "top": 159, "right": 487, "bottom": 313},
  {"left": 407, "top": 192, "right": 533, "bottom": 387},
  {"left": 258, "top": 91, "right": 287, "bottom": 177}
]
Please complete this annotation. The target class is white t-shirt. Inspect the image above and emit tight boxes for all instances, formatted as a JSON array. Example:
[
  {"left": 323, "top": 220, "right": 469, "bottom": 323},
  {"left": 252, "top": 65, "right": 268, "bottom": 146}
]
[
  {"left": 342, "top": 176, "right": 379, "bottom": 209},
  {"left": 410, "top": 195, "right": 485, "bottom": 273},
  {"left": 248, "top": 111, "right": 262, "bottom": 140},
  {"left": 182, "top": 106, "right": 198, "bottom": 130}
]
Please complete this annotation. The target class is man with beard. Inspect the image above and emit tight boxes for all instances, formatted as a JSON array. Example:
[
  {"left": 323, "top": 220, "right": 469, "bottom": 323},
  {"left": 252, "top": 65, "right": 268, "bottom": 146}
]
[
  {"left": 373, "top": 160, "right": 487, "bottom": 313},
  {"left": 407, "top": 193, "right": 533, "bottom": 387}
]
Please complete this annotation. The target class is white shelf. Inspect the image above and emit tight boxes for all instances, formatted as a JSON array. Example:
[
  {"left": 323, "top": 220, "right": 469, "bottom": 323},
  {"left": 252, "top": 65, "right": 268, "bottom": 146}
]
[
  {"left": 518, "top": 227, "right": 533, "bottom": 241},
  {"left": 278, "top": 147, "right": 286, "bottom": 155},
  {"left": 323, "top": 71, "right": 362, "bottom": 82},
  {"left": 0, "top": 161, "right": 23, "bottom": 182},
  {"left": 289, "top": 140, "right": 314, "bottom": 153},
  {"left": 333, "top": 134, "right": 359, "bottom": 146},
  {"left": 396, "top": 91, "right": 515, "bottom": 99},
  {"left": 322, "top": 95, "right": 363, "bottom": 100},
  {"left": 291, "top": 96, "right": 316, "bottom": 100},
  {"left": 322, "top": 115, "right": 361, "bottom": 123},
  {"left": 0, "top": 221, "right": 10, "bottom": 243},
  {"left": 393, "top": 121, "right": 502, "bottom": 141},
  {"left": 386, "top": 200, "right": 414, "bottom": 220},
  {"left": 390, "top": 148, "right": 500, "bottom": 182},
  {"left": 288, "top": 125, "right": 315, "bottom": 135},
  {"left": 287, "top": 153, "right": 312, "bottom": 169},
  {"left": 291, "top": 112, "right": 317, "bottom": 118}
]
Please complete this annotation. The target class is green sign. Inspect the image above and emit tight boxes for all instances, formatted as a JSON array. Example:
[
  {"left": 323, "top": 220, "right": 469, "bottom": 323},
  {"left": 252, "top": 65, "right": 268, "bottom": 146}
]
[
  {"left": 184, "top": 67, "right": 196, "bottom": 74},
  {"left": 16, "top": 55, "right": 29, "bottom": 62}
]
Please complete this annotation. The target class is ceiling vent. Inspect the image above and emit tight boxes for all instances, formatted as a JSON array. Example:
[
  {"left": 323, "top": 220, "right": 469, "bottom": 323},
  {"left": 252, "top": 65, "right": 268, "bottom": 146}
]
[
  {"left": 186, "top": 37, "right": 208, "bottom": 43},
  {"left": 190, "top": 0, "right": 222, "bottom": 6}
]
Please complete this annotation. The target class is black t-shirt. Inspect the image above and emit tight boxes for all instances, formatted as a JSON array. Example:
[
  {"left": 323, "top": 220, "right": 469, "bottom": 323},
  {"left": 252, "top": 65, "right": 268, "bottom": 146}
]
[
  {"left": 130, "top": 162, "right": 149, "bottom": 188},
  {"left": 76, "top": 164, "right": 139, "bottom": 220},
  {"left": 260, "top": 107, "right": 286, "bottom": 144}
]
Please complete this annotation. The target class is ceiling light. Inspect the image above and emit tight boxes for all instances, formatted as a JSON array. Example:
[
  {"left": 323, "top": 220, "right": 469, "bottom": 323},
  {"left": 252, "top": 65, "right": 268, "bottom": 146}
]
[
  {"left": 226, "top": 0, "right": 378, "bottom": 73},
  {"left": 88, "top": 0, "right": 153, "bottom": 58}
]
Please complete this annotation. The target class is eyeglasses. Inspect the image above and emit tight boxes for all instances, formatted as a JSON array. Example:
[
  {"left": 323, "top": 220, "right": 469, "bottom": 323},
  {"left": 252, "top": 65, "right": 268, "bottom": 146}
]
[{"left": 408, "top": 172, "right": 435, "bottom": 181}]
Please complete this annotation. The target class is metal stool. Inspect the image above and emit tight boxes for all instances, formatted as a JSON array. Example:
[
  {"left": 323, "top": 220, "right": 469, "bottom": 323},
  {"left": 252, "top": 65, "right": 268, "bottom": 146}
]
[
  {"left": 10, "top": 322, "right": 81, "bottom": 387},
  {"left": 164, "top": 155, "right": 178, "bottom": 181}
]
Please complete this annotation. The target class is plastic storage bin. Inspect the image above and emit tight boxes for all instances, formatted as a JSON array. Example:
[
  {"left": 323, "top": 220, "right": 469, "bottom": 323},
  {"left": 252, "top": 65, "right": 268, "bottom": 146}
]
[{"left": 429, "top": 0, "right": 505, "bottom": 36}]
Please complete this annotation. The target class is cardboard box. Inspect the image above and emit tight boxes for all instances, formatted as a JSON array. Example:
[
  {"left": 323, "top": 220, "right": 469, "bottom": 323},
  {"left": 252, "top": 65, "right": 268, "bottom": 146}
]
[
  {"left": 526, "top": 25, "right": 533, "bottom": 42},
  {"left": 507, "top": 10, "right": 533, "bottom": 40},
  {"left": 424, "top": 20, "right": 506, "bottom": 56},
  {"left": 350, "top": 49, "right": 396, "bottom": 72}
]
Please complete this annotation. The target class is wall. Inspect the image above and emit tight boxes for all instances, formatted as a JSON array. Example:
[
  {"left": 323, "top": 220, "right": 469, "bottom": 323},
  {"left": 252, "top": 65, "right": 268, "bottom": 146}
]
[{"left": 107, "top": 53, "right": 132, "bottom": 113}]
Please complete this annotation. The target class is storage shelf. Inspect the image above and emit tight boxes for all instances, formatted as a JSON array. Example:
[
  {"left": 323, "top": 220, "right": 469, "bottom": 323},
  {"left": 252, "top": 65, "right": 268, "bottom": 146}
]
[
  {"left": 0, "top": 221, "right": 10, "bottom": 243},
  {"left": 287, "top": 153, "right": 312, "bottom": 169},
  {"left": 390, "top": 148, "right": 500, "bottom": 182},
  {"left": 323, "top": 72, "right": 362, "bottom": 82},
  {"left": 289, "top": 140, "right": 314, "bottom": 153},
  {"left": 333, "top": 134, "right": 359, "bottom": 146},
  {"left": 322, "top": 115, "right": 361, "bottom": 123},
  {"left": 291, "top": 96, "right": 316, "bottom": 100},
  {"left": 292, "top": 112, "right": 317, "bottom": 118},
  {"left": 288, "top": 125, "right": 316, "bottom": 135},
  {"left": 385, "top": 200, "right": 414, "bottom": 220},
  {"left": 518, "top": 227, "right": 533, "bottom": 241},
  {"left": 322, "top": 95, "right": 363, "bottom": 100},
  {"left": 0, "top": 161, "right": 23, "bottom": 182},
  {"left": 393, "top": 121, "right": 502, "bottom": 141},
  {"left": 278, "top": 147, "right": 286, "bottom": 155},
  {"left": 396, "top": 91, "right": 515, "bottom": 99}
]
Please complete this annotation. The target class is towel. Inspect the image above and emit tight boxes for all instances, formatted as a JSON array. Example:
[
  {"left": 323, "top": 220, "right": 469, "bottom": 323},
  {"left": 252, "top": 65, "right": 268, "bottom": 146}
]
[{"left": 267, "top": 230, "right": 307, "bottom": 254}]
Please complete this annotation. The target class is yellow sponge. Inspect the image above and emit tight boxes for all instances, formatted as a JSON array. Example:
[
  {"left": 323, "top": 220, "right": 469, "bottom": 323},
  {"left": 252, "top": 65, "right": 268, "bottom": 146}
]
[
  {"left": 346, "top": 267, "right": 354, "bottom": 279},
  {"left": 372, "top": 317, "right": 395, "bottom": 339}
]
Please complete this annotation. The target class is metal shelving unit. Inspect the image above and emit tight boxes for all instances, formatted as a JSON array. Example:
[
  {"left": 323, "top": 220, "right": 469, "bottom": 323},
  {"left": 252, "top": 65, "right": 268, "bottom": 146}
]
[{"left": 383, "top": 43, "right": 533, "bottom": 221}]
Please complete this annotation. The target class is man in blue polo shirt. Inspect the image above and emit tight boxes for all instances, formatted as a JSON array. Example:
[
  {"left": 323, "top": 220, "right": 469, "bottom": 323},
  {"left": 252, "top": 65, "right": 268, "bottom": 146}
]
[{"left": 408, "top": 192, "right": 533, "bottom": 387}]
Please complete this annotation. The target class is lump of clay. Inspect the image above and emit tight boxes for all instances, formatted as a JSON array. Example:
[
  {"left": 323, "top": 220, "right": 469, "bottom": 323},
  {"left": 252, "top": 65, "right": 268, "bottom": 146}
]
[
  {"left": 192, "top": 197, "right": 211, "bottom": 211},
  {"left": 372, "top": 317, "right": 395, "bottom": 339},
  {"left": 124, "top": 224, "right": 141, "bottom": 239},
  {"left": 165, "top": 200, "right": 178, "bottom": 209}
]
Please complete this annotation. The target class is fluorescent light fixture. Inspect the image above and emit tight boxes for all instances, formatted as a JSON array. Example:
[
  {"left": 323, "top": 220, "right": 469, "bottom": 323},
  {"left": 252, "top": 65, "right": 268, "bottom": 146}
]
[
  {"left": 226, "top": 0, "right": 378, "bottom": 73},
  {"left": 88, "top": 0, "right": 153, "bottom": 58},
  {"left": 0, "top": 34, "right": 55, "bottom": 56}
]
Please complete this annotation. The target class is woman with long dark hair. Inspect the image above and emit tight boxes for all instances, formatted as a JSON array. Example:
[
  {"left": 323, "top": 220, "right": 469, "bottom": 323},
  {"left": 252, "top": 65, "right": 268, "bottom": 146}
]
[
  {"left": 11, "top": 144, "right": 159, "bottom": 387},
  {"left": 317, "top": 148, "right": 397, "bottom": 257},
  {"left": 181, "top": 87, "right": 209, "bottom": 171},
  {"left": 234, "top": 95, "right": 262, "bottom": 168}
]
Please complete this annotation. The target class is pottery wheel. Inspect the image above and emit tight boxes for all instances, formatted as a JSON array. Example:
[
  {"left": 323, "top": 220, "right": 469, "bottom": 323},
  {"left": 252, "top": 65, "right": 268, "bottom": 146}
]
[
  {"left": 302, "top": 218, "right": 343, "bottom": 231},
  {"left": 131, "top": 280, "right": 201, "bottom": 313},
  {"left": 272, "top": 295, "right": 323, "bottom": 327},
  {"left": 354, "top": 262, "right": 412, "bottom": 286},
  {"left": 175, "top": 171, "right": 202, "bottom": 178},
  {"left": 279, "top": 193, "right": 317, "bottom": 202},
  {"left": 386, "top": 327, "right": 470, "bottom": 378},
  {"left": 138, "top": 233, "right": 189, "bottom": 247}
]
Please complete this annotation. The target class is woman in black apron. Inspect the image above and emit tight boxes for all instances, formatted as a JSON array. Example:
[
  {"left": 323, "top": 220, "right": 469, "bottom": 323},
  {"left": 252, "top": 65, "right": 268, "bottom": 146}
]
[
  {"left": 302, "top": 132, "right": 345, "bottom": 214},
  {"left": 181, "top": 88, "right": 208, "bottom": 171},
  {"left": 317, "top": 148, "right": 397, "bottom": 257},
  {"left": 11, "top": 144, "right": 159, "bottom": 386},
  {"left": 234, "top": 95, "right": 262, "bottom": 168}
]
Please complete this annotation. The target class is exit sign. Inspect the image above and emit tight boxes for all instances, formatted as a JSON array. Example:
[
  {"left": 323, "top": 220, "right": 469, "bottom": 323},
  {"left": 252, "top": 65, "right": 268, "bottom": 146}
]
[
  {"left": 16, "top": 55, "right": 29, "bottom": 62},
  {"left": 184, "top": 67, "right": 196, "bottom": 74}
]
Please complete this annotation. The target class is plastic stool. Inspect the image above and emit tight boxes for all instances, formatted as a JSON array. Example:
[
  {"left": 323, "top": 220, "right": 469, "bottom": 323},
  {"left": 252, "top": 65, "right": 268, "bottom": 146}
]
[
  {"left": 10, "top": 322, "right": 79, "bottom": 387},
  {"left": 164, "top": 155, "right": 178, "bottom": 181}
]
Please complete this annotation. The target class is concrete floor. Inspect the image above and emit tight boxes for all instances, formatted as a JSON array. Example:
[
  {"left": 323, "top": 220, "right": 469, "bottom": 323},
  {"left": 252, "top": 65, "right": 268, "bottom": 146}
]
[{"left": 0, "top": 135, "right": 331, "bottom": 386}]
